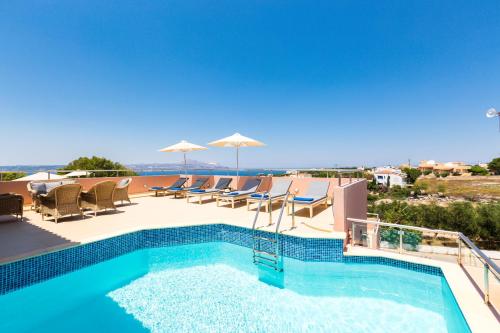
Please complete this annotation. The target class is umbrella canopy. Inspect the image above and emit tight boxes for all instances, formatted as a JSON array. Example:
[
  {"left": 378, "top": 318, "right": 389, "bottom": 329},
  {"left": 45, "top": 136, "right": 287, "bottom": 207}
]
[
  {"left": 208, "top": 133, "right": 265, "bottom": 148},
  {"left": 14, "top": 172, "right": 66, "bottom": 181},
  {"left": 208, "top": 133, "right": 265, "bottom": 187},
  {"left": 159, "top": 140, "right": 207, "bottom": 174},
  {"left": 65, "top": 171, "right": 90, "bottom": 178}
]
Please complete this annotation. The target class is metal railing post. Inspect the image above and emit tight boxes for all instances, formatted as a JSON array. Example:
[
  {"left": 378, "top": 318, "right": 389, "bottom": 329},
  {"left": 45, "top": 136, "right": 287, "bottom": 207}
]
[
  {"left": 457, "top": 238, "right": 462, "bottom": 265},
  {"left": 484, "top": 263, "right": 490, "bottom": 303},
  {"left": 399, "top": 229, "right": 404, "bottom": 254},
  {"left": 268, "top": 196, "right": 272, "bottom": 226}
]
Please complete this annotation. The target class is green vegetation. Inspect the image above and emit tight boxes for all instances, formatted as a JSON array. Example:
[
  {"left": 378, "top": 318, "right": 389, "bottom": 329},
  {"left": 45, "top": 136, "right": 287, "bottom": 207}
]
[
  {"left": 402, "top": 167, "right": 421, "bottom": 184},
  {"left": 308, "top": 170, "right": 366, "bottom": 179},
  {"left": 488, "top": 157, "right": 500, "bottom": 175},
  {"left": 369, "top": 201, "right": 500, "bottom": 249},
  {"left": 469, "top": 165, "right": 489, "bottom": 176},
  {"left": 0, "top": 172, "right": 27, "bottom": 181},
  {"left": 61, "top": 156, "right": 137, "bottom": 177}
]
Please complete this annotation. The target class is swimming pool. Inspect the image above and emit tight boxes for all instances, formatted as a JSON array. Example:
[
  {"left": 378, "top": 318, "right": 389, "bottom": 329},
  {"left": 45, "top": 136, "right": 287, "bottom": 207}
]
[{"left": 0, "top": 226, "right": 470, "bottom": 332}]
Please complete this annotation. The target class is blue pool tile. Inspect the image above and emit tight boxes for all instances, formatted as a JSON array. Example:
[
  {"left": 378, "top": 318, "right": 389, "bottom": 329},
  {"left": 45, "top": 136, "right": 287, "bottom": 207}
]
[{"left": 0, "top": 224, "right": 443, "bottom": 294}]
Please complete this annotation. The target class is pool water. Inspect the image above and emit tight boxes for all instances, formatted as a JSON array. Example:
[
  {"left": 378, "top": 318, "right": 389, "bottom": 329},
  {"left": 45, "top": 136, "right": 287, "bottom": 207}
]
[{"left": 0, "top": 243, "right": 470, "bottom": 333}]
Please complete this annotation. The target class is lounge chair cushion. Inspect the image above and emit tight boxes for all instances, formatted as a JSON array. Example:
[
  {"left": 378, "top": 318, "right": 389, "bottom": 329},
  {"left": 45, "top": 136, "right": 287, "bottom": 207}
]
[
  {"left": 150, "top": 186, "right": 164, "bottom": 190},
  {"left": 250, "top": 193, "right": 269, "bottom": 199},
  {"left": 227, "top": 191, "right": 240, "bottom": 196},
  {"left": 190, "top": 189, "right": 206, "bottom": 193},
  {"left": 294, "top": 197, "right": 314, "bottom": 202},
  {"left": 169, "top": 187, "right": 184, "bottom": 191}
]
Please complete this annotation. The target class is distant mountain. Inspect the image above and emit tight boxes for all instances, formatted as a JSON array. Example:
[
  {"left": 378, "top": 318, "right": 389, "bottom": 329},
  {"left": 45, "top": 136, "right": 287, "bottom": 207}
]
[{"left": 126, "top": 160, "right": 229, "bottom": 171}]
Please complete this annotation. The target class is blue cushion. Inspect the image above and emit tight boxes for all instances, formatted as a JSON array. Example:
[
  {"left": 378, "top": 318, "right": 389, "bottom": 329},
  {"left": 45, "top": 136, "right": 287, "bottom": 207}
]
[
  {"left": 150, "top": 186, "right": 164, "bottom": 190},
  {"left": 31, "top": 183, "right": 47, "bottom": 195},
  {"left": 294, "top": 197, "right": 314, "bottom": 202},
  {"left": 190, "top": 189, "right": 206, "bottom": 193},
  {"left": 169, "top": 187, "right": 183, "bottom": 191},
  {"left": 251, "top": 193, "right": 269, "bottom": 199},
  {"left": 227, "top": 191, "right": 240, "bottom": 196}
]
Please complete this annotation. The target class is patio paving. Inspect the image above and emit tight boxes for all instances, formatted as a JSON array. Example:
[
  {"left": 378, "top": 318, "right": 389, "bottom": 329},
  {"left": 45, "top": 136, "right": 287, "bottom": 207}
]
[{"left": 0, "top": 193, "right": 343, "bottom": 263}]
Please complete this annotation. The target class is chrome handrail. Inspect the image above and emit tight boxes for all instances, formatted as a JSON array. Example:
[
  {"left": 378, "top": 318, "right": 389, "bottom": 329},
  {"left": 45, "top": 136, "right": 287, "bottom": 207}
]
[
  {"left": 251, "top": 193, "right": 267, "bottom": 232},
  {"left": 458, "top": 233, "right": 500, "bottom": 279}
]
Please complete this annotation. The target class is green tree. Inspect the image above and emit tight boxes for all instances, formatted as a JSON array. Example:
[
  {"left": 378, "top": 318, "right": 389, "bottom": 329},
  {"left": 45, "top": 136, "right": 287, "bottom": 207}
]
[
  {"left": 469, "top": 165, "right": 489, "bottom": 176},
  {"left": 0, "top": 172, "right": 27, "bottom": 181},
  {"left": 402, "top": 168, "right": 422, "bottom": 184},
  {"left": 61, "top": 156, "right": 137, "bottom": 177},
  {"left": 487, "top": 157, "right": 500, "bottom": 175}
]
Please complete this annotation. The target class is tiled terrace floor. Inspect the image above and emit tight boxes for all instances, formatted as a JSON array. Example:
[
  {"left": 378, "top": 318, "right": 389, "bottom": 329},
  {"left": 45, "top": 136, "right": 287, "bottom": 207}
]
[{"left": 0, "top": 193, "right": 343, "bottom": 263}]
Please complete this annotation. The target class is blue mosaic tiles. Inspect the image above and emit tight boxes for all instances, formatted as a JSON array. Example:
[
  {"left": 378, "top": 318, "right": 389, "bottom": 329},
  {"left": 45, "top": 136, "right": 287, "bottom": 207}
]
[
  {"left": 343, "top": 255, "right": 443, "bottom": 276},
  {"left": 0, "top": 224, "right": 442, "bottom": 294}
]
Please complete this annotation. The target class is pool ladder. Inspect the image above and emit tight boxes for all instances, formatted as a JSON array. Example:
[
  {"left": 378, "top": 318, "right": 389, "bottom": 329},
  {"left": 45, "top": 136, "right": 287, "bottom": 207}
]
[{"left": 251, "top": 192, "right": 290, "bottom": 272}]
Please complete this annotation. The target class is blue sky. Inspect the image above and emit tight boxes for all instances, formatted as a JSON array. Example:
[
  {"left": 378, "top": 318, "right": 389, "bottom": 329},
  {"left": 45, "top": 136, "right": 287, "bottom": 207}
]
[{"left": 1, "top": 1, "right": 499, "bottom": 168}]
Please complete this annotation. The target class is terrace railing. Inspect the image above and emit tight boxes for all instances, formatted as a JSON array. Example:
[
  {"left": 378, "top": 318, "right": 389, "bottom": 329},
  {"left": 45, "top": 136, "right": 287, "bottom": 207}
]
[
  {"left": 0, "top": 167, "right": 365, "bottom": 181},
  {"left": 347, "top": 217, "right": 500, "bottom": 310}
]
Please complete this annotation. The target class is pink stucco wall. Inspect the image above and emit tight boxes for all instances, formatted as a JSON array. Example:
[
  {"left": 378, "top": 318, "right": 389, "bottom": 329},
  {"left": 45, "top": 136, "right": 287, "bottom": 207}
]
[
  {"left": 333, "top": 179, "right": 368, "bottom": 242},
  {"left": 0, "top": 174, "right": 363, "bottom": 207}
]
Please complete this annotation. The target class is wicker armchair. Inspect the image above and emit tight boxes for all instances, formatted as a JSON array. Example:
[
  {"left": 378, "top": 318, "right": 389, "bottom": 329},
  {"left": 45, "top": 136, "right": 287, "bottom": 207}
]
[
  {"left": 39, "top": 184, "right": 83, "bottom": 223},
  {"left": 81, "top": 181, "right": 117, "bottom": 216},
  {"left": 113, "top": 178, "right": 132, "bottom": 205},
  {"left": 28, "top": 180, "right": 76, "bottom": 211},
  {"left": 0, "top": 193, "right": 24, "bottom": 221}
]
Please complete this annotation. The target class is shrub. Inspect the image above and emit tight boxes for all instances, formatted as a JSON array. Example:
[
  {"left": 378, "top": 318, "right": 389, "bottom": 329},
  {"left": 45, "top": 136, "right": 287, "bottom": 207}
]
[
  {"left": 469, "top": 165, "right": 489, "bottom": 176},
  {"left": 369, "top": 201, "right": 500, "bottom": 249},
  {"left": 402, "top": 168, "right": 422, "bottom": 184},
  {"left": 488, "top": 157, "right": 500, "bottom": 175},
  {"left": 0, "top": 172, "right": 26, "bottom": 181}
]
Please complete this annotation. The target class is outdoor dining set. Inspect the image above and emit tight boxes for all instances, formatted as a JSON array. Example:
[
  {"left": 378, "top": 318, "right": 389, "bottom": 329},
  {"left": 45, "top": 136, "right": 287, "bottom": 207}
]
[{"left": 27, "top": 178, "right": 132, "bottom": 223}]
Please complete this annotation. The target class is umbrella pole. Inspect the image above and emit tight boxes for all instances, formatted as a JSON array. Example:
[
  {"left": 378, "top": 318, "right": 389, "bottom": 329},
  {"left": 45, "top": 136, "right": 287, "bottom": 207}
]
[
  {"left": 184, "top": 152, "right": 187, "bottom": 175},
  {"left": 236, "top": 146, "right": 239, "bottom": 189}
]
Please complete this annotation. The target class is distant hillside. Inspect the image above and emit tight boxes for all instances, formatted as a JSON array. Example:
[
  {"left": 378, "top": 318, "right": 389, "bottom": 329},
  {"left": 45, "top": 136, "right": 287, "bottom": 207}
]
[{"left": 127, "top": 160, "right": 229, "bottom": 171}]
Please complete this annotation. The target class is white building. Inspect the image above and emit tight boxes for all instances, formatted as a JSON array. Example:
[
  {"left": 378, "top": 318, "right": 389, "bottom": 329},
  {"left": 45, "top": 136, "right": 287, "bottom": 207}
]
[{"left": 373, "top": 167, "right": 407, "bottom": 187}]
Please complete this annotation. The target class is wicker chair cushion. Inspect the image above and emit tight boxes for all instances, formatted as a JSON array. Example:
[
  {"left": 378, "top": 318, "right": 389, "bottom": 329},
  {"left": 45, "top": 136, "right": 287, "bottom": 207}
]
[
  {"left": 117, "top": 179, "right": 129, "bottom": 187},
  {"left": 45, "top": 182, "right": 62, "bottom": 193},
  {"left": 31, "top": 183, "right": 47, "bottom": 194}
]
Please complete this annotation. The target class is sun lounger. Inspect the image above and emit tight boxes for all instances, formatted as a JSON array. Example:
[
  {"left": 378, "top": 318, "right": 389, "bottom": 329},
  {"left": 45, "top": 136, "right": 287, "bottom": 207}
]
[
  {"left": 217, "top": 178, "right": 262, "bottom": 208},
  {"left": 168, "top": 177, "right": 209, "bottom": 198},
  {"left": 287, "top": 181, "right": 329, "bottom": 218},
  {"left": 186, "top": 177, "right": 232, "bottom": 204},
  {"left": 246, "top": 179, "right": 292, "bottom": 212},
  {"left": 148, "top": 177, "right": 188, "bottom": 197}
]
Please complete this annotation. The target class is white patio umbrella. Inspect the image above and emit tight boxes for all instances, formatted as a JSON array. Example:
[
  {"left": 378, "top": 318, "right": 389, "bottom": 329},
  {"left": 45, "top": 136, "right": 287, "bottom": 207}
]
[
  {"left": 208, "top": 133, "right": 265, "bottom": 187},
  {"left": 64, "top": 170, "right": 90, "bottom": 178},
  {"left": 159, "top": 140, "right": 208, "bottom": 174},
  {"left": 14, "top": 172, "right": 66, "bottom": 181}
]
